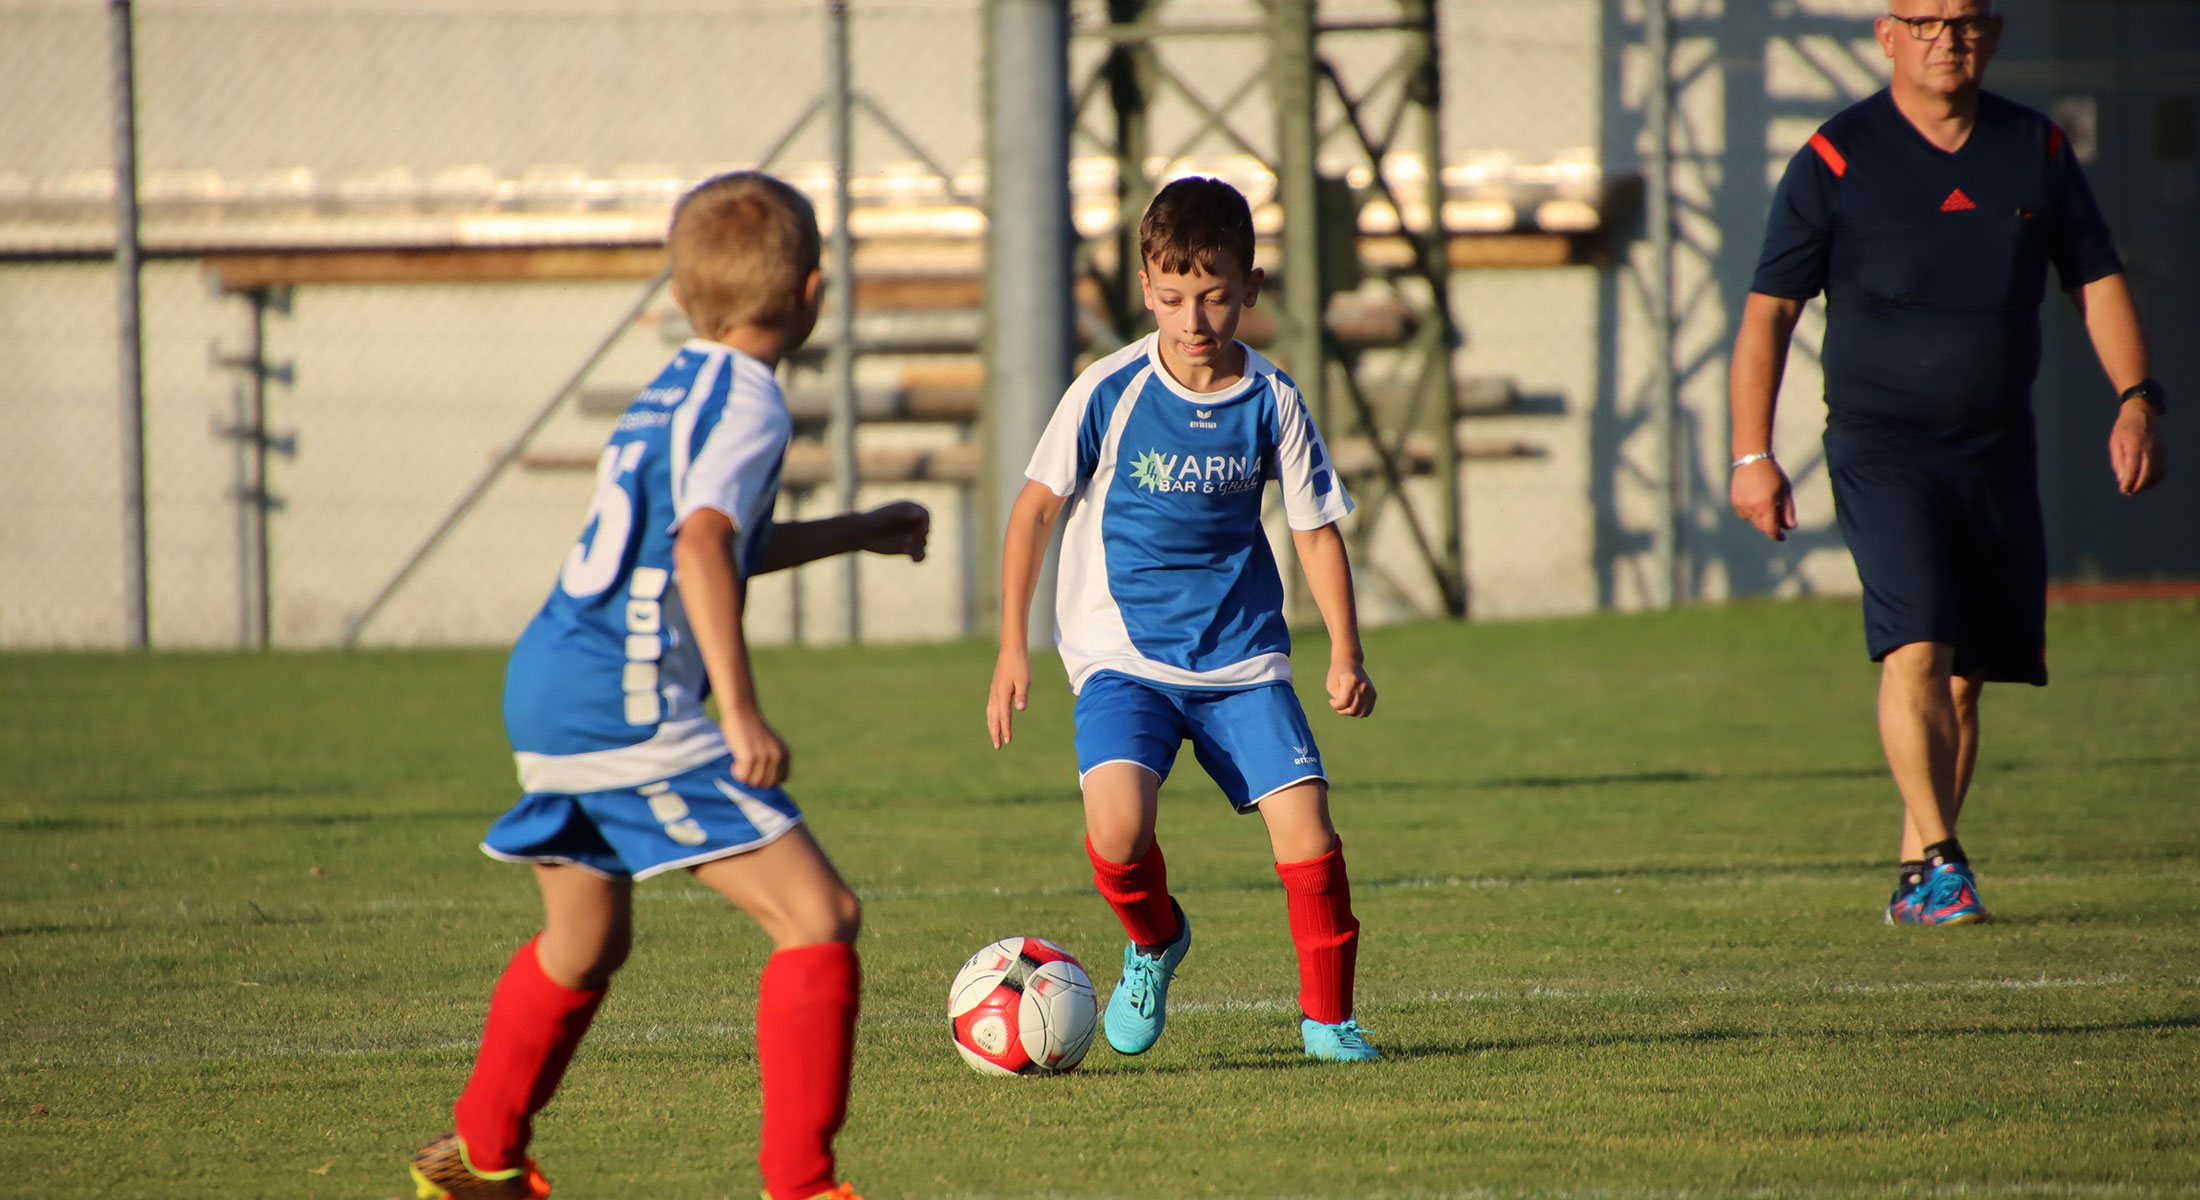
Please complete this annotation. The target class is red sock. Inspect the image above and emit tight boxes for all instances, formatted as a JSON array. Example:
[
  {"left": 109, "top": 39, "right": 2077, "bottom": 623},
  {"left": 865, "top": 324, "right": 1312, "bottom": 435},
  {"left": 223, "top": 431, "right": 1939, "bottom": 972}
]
[
  {"left": 452, "top": 936, "right": 606, "bottom": 1172},
  {"left": 1274, "top": 841, "right": 1360, "bottom": 1025},
  {"left": 756, "top": 941, "right": 861, "bottom": 1200},
  {"left": 1087, "top": 836, "right": 1179, "bottom": 947}
]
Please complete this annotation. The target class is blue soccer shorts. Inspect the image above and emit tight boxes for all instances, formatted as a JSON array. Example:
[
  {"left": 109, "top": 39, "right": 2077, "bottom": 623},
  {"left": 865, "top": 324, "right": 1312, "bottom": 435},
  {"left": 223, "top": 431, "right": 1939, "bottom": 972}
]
[
  {"left": 480, "top": 753, "right": 805, "bottom": 880},
  {"left": 1071, "top": 671, "right": 1326, "bottom": 811},
  {"left": 1830, "top": 459, "right": 2049, "bottom": 686}
]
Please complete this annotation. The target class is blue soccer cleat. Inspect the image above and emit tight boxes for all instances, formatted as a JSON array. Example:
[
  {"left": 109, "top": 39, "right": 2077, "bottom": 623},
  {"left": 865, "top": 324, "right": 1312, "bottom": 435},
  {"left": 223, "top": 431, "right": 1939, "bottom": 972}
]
[
  {"left": 1917, "top": 860, "right": 1991, "bottom": 925},
  {"left": 1102, "top": 900, "right": 1190, "bottom": 1055},
  {"left": 1301, "top": 1016, "right": 1382, "bottom": 1062},
  {"left": 1884, "top": 876, "right": 1929, "bottom": 924}
]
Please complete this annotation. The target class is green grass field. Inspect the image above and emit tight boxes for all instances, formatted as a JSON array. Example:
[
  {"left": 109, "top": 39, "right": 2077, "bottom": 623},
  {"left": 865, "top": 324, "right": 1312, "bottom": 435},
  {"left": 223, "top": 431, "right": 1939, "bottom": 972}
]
[{"left": 3, "top": 599, "right": 2197, "bottom": 1199}]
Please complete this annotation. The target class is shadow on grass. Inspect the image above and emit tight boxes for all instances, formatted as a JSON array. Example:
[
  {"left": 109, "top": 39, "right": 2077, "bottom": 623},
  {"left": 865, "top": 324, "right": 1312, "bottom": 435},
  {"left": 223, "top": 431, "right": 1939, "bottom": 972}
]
[
  {"left": 1352, "top": 752, "right": 2200, "bottom": 795},
  {"left": 1386, "top": 1013, "right": 2200, "bottom": 1061},
  {"left": 1, "top": 809, "right": 477, "bottom": 835}
]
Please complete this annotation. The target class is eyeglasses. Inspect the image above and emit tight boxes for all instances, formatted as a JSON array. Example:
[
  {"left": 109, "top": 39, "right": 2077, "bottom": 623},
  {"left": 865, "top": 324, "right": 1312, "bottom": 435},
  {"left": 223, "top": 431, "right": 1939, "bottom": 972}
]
[{"left": 1883, "top": 13, "right": 1995, "bottom": 41}]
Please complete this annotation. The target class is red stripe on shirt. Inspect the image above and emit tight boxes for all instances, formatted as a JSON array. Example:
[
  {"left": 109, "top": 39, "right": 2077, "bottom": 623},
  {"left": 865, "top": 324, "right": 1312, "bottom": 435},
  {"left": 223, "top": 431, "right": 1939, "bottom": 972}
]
[{"left": 1808, "top": 132, "right": 1847, "bottom": 177}]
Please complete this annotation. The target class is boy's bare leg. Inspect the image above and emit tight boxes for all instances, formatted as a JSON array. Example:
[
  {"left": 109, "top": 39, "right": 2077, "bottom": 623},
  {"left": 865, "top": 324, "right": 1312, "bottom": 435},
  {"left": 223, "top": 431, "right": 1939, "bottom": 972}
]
[
  {"left": 690, "top": 825, "right": 861, "bottom": 948},
  {"left": 1253, "top": 781, "right": 1338, "bottom": 864},
  {"left": 1257, "top": 781, "right": 1362, "bottom": 1031},
  {"left": 692, "top": 827, "right": 861, "bottom": 1200},
  {"left": 448, "top": 865, "right": 624, "bottom": 1175},
  {"left": 1081, "top": 762, "right": 1161, "bottom": 864},
  {"left": 533, "top": 863, "right": 633, "bottom": 988}
]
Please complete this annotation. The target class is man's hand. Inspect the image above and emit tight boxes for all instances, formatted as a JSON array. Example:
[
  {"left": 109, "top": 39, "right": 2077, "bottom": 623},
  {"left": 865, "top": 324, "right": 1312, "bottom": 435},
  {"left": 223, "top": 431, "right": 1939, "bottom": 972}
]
[
  {"left": 1730, "top": 457, "right": 1798, "bottom": 541},
  {"left": 859, "top": 500, "right": 932, "bottom": 561},
  {"left": 2109, "top": 398, "right": 2166, "bottom": 495},
  {"left": 1327, "top": 657, "right": 1375, "bottom": 718},
  {"left": 987, "top": 647, "right": 1032, "bottom": 749},
  {"left": 721, "top": 707, "right": 790, "bottom": 789}
]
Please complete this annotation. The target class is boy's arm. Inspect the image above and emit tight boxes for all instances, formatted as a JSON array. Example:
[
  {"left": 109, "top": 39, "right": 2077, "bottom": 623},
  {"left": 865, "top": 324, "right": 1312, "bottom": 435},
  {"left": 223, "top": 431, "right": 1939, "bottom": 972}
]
[
  {"left": 987, "top": 480, "right": 1069, "bottom": 749},
  {"left": 755, "top": 501, "right": 931, "bottom": 573},
  {"left": 1290, "top": 521, "right": 1375, "bottom": 718},
  {"left": 672, "top": 508, "right": 787, "bottom": 788}
]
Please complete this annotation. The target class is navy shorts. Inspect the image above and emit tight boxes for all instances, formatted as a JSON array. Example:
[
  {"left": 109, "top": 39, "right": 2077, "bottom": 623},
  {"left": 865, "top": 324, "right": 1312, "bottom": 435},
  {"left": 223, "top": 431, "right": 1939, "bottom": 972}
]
[
  {"left": 481, "top": 754, "right": 805, "bottom": 880},
  {"left": 1071, "top": 671, "right": 1325, "bottom": 811},
  {"left": 1829, "top": 460, "right": 2048, "bottom": 685}
]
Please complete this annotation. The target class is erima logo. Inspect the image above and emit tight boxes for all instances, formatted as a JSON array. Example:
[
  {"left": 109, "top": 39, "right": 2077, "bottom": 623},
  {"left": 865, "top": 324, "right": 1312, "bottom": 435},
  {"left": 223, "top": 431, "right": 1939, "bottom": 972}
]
[
  {"left": 1129, "top": 448, "right": 1259, "bottom": 495},
  {"left": 1293, "top": 744, "right": 1318, "bottom": 766},
  {"left": 1191, "top": 408, "right": 1217, "bottom": 429},
  {"left": 636, "top": 384, "right": 686, "bottom": 406}
]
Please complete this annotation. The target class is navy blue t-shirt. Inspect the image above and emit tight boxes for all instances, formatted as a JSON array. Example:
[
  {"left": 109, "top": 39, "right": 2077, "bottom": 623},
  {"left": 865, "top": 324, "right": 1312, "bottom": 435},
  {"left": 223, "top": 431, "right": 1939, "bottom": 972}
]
[{"left": 1750, "top": 89, "right": 2122, "bottom": 467}]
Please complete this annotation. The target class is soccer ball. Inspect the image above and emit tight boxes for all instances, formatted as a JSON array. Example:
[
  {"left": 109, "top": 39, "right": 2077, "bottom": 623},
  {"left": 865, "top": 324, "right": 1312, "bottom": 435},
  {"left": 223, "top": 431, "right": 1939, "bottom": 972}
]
[{"left": 948, "top": 936, "right": 1098, "bottom": 1076}]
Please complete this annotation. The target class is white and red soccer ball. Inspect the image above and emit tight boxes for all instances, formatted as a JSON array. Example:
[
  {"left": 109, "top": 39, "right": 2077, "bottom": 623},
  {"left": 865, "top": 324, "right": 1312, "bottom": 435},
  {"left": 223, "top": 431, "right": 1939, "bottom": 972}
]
[{"left": 948, "top": 936, "right": 1097, "bottom": 1076}]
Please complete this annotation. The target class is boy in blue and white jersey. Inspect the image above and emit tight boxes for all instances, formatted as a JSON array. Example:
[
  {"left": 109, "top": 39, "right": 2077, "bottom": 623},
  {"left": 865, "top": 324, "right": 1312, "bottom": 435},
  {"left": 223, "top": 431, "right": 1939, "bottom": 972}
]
[
  {"left": 987, "top": 177, "right": 1380, "bottom": 1063},
  {"left": 409, "top": 172, "right": 927, "bottom": 1200}
]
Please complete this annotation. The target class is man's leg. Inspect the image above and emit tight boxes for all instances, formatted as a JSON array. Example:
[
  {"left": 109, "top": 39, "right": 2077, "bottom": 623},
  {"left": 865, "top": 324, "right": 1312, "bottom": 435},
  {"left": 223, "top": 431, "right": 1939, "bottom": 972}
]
[
  {"left": 1257, "top": 783, "right": 1371, "bottom": 1059},
  {"left": 692, "top": 827, "right": 862, "bottom": 1200},
  {"left": 1949, "top": 670, "right": 1985, "bottom": 816},
  {"left": 448, "top": 865, "right": 629, "bottom": 1175},
  {"left": 1881, "top": 641, "right": 1959, "bottom": 860}
]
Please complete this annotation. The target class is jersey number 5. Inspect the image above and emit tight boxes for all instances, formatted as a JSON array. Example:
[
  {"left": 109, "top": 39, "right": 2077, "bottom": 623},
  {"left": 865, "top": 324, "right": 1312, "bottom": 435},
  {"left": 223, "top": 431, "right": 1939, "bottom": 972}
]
[{"left": 561, "top": 440, "right": 648, "bottom": 598}]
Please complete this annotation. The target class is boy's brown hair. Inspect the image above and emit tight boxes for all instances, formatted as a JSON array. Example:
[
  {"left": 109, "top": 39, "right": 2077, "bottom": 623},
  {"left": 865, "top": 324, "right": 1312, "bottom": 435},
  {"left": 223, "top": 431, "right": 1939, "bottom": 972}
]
[
  {"left": 668, "top": 171, "right": 822, "bottom": 338},
  {"left": 1138, "top": 176, "right": 1256, "bottom": 278}
]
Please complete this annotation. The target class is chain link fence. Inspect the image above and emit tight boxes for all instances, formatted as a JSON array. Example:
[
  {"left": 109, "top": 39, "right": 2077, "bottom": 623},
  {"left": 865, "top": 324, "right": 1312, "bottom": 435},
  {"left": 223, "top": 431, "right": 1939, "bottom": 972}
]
[{"left": 7, "top": 1, "right": 2184, "bottom": 649}]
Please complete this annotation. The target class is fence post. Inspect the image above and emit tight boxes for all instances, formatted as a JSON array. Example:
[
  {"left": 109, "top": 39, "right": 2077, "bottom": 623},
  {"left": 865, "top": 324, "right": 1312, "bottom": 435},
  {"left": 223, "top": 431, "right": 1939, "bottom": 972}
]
[
  {"left": 827, "top": 0, "right": 860, "bottom": 642},
  {"left": 1646, "top": 0, "right": 1681, "bottom": 607},
  {"left": 110, "top": 0, "right": 148, "bottom": 647},
  {"left": 985, "top": 0, "right": 1074, "bottom": 649}
]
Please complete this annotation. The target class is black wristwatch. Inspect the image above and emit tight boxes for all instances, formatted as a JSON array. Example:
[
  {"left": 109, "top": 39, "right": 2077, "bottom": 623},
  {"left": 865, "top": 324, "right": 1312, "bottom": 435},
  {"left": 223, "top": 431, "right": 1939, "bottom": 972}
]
[{"left": 2119, "top": 379, "right": 2166, "bottom": 414}]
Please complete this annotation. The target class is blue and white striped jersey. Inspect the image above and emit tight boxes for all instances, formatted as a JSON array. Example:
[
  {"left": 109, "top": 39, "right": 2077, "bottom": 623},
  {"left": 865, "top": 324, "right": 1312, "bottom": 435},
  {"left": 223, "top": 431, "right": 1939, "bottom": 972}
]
[
  {"left": 1027, "top": 334, "right": 1352, "bottom": 694},
  {"left": 503, "top": 340, "right": 790, "bottom": 794}
]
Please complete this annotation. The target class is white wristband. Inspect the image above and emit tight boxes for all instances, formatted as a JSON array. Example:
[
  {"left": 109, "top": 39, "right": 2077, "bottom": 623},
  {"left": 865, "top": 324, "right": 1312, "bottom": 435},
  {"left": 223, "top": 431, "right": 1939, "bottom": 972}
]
[{"left": 1731, "top": 452, "right": 1774, "bottom": 470}]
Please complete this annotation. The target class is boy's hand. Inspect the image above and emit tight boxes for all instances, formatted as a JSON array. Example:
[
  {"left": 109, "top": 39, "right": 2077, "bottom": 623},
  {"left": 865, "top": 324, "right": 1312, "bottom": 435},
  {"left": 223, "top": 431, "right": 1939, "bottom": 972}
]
[
  {"left": 721, "top": 708, "right": 790, "bottom": 788},
  {"left": 860, "top": 501, "right": 932, "bottom": 561},
  {"left": 1327, "top": 658, "right": 1375, "bottom": 718},
  {"left": 987, "top": 647, "right": 1032, "bottom": 749}
]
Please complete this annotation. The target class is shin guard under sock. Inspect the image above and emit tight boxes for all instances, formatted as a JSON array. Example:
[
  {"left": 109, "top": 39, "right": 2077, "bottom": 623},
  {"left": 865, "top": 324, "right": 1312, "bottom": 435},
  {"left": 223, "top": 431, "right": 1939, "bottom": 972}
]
[
  {"left": 452, "top": 935, "right": 606, "bottom": 1172},
  {"left": 756, "top": 941, "right": 861, "bottom": 1200},
  {"left": 1274, "top": 841, "right": 1361, "bottom": 1026},
  {"left": 1086, "top": 837, "right": 1179, "bottom": 948}
]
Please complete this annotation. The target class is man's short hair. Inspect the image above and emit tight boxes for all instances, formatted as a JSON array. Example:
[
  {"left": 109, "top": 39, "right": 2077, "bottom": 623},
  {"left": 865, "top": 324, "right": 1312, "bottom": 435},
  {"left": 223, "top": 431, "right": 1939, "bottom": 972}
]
[
  {"left": 1139, "top": 176, "right": 1256, "bottom": 278},
  {"left": 668, "top": 171, "right": 821, "bottom": 337}
]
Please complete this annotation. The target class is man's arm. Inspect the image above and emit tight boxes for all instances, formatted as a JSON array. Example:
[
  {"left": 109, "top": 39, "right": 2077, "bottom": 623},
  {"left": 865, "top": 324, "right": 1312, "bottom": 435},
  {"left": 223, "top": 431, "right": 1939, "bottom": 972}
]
[
  {"left": 1728, "top": 292, "right": 1806, "bottom": 541},
  {"left": 672, "top": 508, "right": 786, "bottom": 788},
  {"left": 2071, "top": 272, "right": 2166, "bottom": 495},
  {"left": 754, "top": 501, "right": 931, "bottom": 574},
  {"left": 1290, "top": 522, "right": 1375, "bottom": 718},
  {"left": 986, "top": 481, "right": 1068, "bottom": 749}
]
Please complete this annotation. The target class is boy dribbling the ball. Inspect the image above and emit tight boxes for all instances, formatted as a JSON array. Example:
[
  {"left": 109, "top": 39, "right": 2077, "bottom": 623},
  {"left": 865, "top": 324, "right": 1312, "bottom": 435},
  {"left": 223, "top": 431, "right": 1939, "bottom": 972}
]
[
  {"left": 986, "top": 176, "right": 1380, "bottom": 1063},
  {"left": 407, "top": 171, "right": 928, "bottom": 1200}
]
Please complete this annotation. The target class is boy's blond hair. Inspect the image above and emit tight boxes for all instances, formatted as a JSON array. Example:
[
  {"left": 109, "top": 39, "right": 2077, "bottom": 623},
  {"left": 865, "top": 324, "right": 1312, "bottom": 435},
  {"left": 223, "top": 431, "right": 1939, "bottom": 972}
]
[{"left": 668, "top": 172, "right": 821, "bottom": 338}]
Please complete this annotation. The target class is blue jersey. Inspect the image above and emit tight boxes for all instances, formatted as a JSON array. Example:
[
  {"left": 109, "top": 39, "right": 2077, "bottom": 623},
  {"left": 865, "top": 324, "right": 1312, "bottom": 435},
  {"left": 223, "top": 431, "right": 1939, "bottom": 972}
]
[
  {"left": 1749, "top": 89, "right": 2122, "bottom": 466},
  {"left": 503, "top": 340, "right": 790, "bottom": 794},
  {"left": 1027, "top": 334, "right": 1352, "bottom": 693}
]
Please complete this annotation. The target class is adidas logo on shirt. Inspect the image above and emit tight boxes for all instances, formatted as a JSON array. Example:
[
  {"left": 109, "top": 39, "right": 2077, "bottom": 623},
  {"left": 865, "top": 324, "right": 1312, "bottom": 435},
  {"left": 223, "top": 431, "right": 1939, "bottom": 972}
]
[{"left": 1940, "top": 188, "right": 1977, "bottom": 212}]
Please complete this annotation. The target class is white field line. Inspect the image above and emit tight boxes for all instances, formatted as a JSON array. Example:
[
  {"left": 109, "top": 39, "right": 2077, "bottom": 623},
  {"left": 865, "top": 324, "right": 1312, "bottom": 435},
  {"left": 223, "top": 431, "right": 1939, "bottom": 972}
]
[
  {"left": 929, "top": 1184, "right": 2194, "bottom": 1200},
  {"left": 3, "top": 974, "right": 2152, "bottom": 1071}
]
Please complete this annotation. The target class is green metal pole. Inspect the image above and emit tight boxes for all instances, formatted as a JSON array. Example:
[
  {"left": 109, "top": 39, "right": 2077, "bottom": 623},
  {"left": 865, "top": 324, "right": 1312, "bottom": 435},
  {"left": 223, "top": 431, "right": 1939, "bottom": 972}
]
[{"left": 1407, "top": 0, "right": 1466, "bottom": 617}]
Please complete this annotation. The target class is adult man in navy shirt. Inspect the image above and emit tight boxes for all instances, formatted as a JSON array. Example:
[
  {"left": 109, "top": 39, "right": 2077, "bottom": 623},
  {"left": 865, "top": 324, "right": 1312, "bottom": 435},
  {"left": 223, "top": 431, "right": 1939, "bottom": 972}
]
[{"left": 1728, "top": 0, "right": 2166, "bottom": 925}]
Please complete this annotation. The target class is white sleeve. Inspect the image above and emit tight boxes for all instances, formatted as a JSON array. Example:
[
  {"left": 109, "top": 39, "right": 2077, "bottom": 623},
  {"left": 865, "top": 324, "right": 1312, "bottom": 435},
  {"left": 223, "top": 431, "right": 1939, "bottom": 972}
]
[
  {"left": 671, "top": 367, "right": 791, "bottom": 537},
  {"left": 1271, "top": 379, "right": 1353, "bottom": 530},
  {"left": 1024, "top": 377, "right": 1098, "bottom": 498}
]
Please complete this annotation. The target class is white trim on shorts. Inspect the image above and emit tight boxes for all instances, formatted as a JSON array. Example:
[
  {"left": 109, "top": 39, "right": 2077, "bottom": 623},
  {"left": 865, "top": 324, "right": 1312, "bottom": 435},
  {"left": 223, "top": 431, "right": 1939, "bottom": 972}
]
[
  {"left": 475, "top": 814, "right": 805, "bottom": 882},
  {"left": 1076, "top": 758, "right": 1163, "bottom": 785},
  {"left": 1240, "top": 772, "right": 1328, "bottom": 810}
]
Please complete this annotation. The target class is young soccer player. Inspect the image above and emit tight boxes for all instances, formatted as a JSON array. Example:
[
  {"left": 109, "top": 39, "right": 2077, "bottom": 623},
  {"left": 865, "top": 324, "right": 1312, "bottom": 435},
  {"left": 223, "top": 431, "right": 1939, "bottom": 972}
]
[
  {"left": 407, "top": 171, "right": 928, "bottom": 1200},
  {"left": 985, "top": 176, "right": 1380, "bottom": 1063}
]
